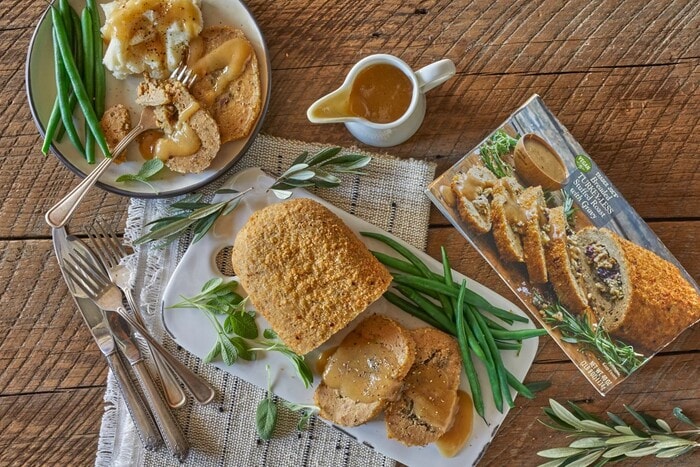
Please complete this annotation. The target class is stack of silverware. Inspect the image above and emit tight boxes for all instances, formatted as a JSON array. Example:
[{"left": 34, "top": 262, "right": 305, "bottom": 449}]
[
  {"left": 45, "top": 65, "right": 210, "bottom": 461},
  {"left": 53, "top": 224, "right": 215, "bottom": 461}
]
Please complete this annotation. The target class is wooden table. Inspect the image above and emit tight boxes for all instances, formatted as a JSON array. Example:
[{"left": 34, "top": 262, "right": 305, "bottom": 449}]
[{"left": 1, "top": 1, "right": 698, "bottom": 465}]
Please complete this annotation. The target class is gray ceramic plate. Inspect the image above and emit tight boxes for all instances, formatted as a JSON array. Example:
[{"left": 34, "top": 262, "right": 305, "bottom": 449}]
[{"left": 25, "top": 0, "right": 271, "bottom": 198}]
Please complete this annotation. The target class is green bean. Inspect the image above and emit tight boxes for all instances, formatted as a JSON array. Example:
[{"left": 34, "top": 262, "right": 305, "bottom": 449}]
[
  {"left": 81, "top": 8, "right": 95, "bottom": 163},
  {"left": 88, "top": 0, "right": 105, "bottom": 117},
  {"left": 52, "top": 7, "right": 111, "bottom": 157},
  {"left": 463, "top": 302, "right": 502, "bottom": 410},
  {"left": 383, "top": 291, "right": 449, "bottom": 333},
  {"left": 481, "top": 313, "right": 508, "bottom": 331},
  {"left": 371, "top": 251, "right": 423, "bottom": 276},
  {"left": 42, "top": 101, "right": 62, "bottom": 154},
  {"left": 53, "top": 25, "right": 84, "bottom": 156},
  {"left": 392, "top": 274, "right": 526, "bottom": 324},
  {"left": 474, "top": 306, "right": 513, "bottom": 409},
  {"left": 455, "top": 280, "right": 485, "bottom": 420},
  {"left": 435, "top": 247, "right": 454, "bottom": 320},
  {"left": 395, "top": 286, "right": 456, "bottom": 334},
  {"left": 491, "top": 328, "right": 547, "bottom": 340},
  {"left": 495, "top": 340, "right": 522, "bottom": 351},
  {"left": 361, "top": 232, "right": 434, "bottom": 277},
  {"left": 69, "top": 7, "right": 83, "bottom": 75},
  {"left": 506, "top": 370, "right": 535, "bottom": 399}
]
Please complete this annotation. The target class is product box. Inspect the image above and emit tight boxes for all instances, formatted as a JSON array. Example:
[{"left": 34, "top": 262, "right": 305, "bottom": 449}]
[{"left": 426, "top": 94, "right": 700, "bottom": 394}]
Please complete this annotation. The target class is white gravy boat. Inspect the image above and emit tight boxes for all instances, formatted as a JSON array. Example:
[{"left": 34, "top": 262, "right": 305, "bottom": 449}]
[{"left": 307, "top": 54, "right": 456, "bottom": 147}]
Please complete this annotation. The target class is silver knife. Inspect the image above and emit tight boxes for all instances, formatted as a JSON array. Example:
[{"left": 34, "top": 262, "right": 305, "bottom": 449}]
[
  {"left": 107, "top": 311, "right": 189, "bottom": 461},
  {"left": 52, "top": 227, "right": 162, "bottom": 451}
]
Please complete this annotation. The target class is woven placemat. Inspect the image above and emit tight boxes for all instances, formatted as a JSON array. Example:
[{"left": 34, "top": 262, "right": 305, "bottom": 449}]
[{"left": 95, "top": 134, "right": 436, "bottom": 466}]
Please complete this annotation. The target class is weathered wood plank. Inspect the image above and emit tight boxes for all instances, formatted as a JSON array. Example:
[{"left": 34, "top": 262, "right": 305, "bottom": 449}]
[{"left": 0, "top": 387, "right": 105, "bottom": 467}]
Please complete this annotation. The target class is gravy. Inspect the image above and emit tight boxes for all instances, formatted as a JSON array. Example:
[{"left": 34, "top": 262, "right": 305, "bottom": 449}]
[
  {"left": 323, "top": 332, "right": 399, "bottom": 403},
  {"left": 348, "top": 64, "right": 413, "bottom": 123},
  {"left": 153, "top": 102, "right": 202, "bottom": 161},
  {"left": 192, "top": 37, "right": 253, "bottom": 104},
  {"left": 435, "top": 391, "right": 474, "bottom": 458}
]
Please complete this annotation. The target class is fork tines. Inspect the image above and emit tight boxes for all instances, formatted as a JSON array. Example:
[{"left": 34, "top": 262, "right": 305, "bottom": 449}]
[
  {"left": 62, "top": 250, "right": 110, "bottom": 300},
  {"left": 86, "top": 222, "right": 128, "bottom": 270},
  {"left": 169, "top": 63, "right": 198, "bottom": 87}
]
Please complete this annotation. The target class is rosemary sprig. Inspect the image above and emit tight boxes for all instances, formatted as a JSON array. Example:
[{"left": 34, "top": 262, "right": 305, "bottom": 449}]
[
  {"left": 562, "top": 189, "right": 576, "bottom": 226},
  {"left": 479, "top": 129, "right": 518, "bottom": 178},
  {"left": 540, "top": 301, "right": 644, "bottom": 376},
  {"left": 268, "top": 147, "right": 371, "bottom": 199},
  {"left": 538, "top": 399, "right": 700, "bottom": 466},
  {"left": 133, "top": 188, "right": 251, "bottom": 247}
]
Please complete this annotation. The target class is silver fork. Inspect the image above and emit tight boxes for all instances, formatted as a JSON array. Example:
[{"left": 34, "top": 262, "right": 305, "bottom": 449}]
[
  {"left": 62, "top": 249, "right": 217, "bottom": 408},
  {"left": 45, "top": 107, "right": 159, "bottom": 229},
  {"left": 170, "top": 63, "right": 198, "bottom": 87},
  {"left": 86, "top": 222, "right": 186, "bottom": 409}
]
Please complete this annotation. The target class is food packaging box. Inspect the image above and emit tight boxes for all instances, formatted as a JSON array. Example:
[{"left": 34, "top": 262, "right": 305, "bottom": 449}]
[{"left": 426, "top": 94, "right": 700, "bottom": 394}]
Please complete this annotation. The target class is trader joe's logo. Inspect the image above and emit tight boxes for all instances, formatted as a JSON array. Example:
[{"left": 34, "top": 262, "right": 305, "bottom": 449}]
[{"left": 575, "top": 154, "right": 593, "bottom": 173}]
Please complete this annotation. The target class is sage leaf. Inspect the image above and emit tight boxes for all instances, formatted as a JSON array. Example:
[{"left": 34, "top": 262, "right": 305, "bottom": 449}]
[
  {"left": 625, "top": 445, "right": 663, "bottom": 457},
  {"left": 568, "top": 438, "right": 607, "bottom": 448},
  {"left": 602, "top": 441, "right": 643, "bottom": 458},
  {"left": 271, "top": 189, "right": 293, "bottom": 199},
  {"left": 565, "top": 450, "right": 603, "bottom": 467},
  {"left": 307, "top": 146, "right": 341, "bottom": 165},
  {"left": 255, "top": 398, "right": 277, "bottom": 440},
  {"left": 673, "top": 407, "right": 698, "bottom": 427},
  {"left": 220, "top": 336, "right": 238, "bottom": 365},
  {"left": 203, "top": 341, "right": 221, "bottom": 363},
  {"left": 656, "top": 445, "right": 694, "bottom": 458},
  {"left": 537, "top": 447, "right": 584, "bottom": 459},
  {"left": 263, "top": 329, "right": 278, "bottom": 339},
  {"left": 227, "top": 311, "right": 258, "bottom": 339}
]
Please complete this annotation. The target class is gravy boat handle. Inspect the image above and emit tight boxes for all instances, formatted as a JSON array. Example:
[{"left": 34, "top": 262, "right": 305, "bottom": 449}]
[{"left": 415, "top": 59, "right": 456, "bottom": 93}]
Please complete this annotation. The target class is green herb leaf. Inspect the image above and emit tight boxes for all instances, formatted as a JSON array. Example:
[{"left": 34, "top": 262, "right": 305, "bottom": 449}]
[
  {"left": 256, "top": 399, "right": 277, "bottom": 440},
  {"left": 115, "top": 159, "right": 165, "bottom": 191},
  {"left": 268, "top": 147, "right": 371, "bottom": 199},
  {"left": 539, "top": 399, "right": 700, "bottom": 464},
  {"left": 220, "top": 336, "right": 239, "bottom": 365},
  {"left": 203, "top": 341, "right": 221, "bottom": 363},
  {"left": 263, "top": 329, "right": 278, "bottom": 340},
  {"left": 226, "top": 311, "right": 258, "bottom": 339}
]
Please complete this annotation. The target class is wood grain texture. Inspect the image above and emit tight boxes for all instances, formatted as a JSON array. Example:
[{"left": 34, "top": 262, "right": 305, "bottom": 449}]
[{"left": 0, "top": 0, "right": 698, "bottom": 466}]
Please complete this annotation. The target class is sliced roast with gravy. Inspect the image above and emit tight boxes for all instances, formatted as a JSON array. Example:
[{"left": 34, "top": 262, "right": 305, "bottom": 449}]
[
  {"left": 490, "top": 177, "right": 526, "bottom": 263},
  {"left": 136, "top": 77, "right": 220, "bottom": 173},
  {"left": 314, "top": 315, "right": 415, "bottom": 427},
  {"left": 518, "top": 186, "right": 549, "bottom": 283},
  {"left": 385, "top": 328, "right": 461, "bottom": 446},
  {"left": 450, "top": 166, "right": 497, "bottom": 234}
]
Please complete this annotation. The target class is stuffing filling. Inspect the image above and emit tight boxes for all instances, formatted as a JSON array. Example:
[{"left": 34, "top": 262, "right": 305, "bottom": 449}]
[{"left": 584, "top": 242, "right": 624, "bottom": 300}]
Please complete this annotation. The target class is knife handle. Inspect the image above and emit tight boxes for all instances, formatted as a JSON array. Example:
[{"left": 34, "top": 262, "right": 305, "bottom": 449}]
[
  {"left": 105, "top": 351, "right": 162, "bottom": 451},
  {"left": 114, "top": 308, "right": 216, "bottom": 405},
  {"left": 132, "top": 360, "right": 189, "bottom": 462},
  {"left": 124, "top": 288, "right": 187, "bottom": 409}
]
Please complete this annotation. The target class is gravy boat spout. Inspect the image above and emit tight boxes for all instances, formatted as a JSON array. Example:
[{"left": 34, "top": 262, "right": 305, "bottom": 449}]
[{"left": 306, "top": 87, "right": 360, "bottom": 124}]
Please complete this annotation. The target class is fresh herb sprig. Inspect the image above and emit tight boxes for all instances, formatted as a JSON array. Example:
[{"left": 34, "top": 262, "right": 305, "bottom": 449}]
[
  {"left": 116, "top": 159, "right": 165, "bottom": 191},
  {"left": 256, "top": 365, "right": 278, "bottom": 440},
  {"left": 168, "top": 278, "right": 255, "bottom": 365},
  {"left": 540, "top": 301, "right": 644, "bottom": 376},
  {"left": 268, "top": 147, "right": 371, "bottom": 199},
  {"left": 251, "top": 329, "right": 314, "bottom": 388},
  {"left": 479, "top": 129, "right": 518, "bottom": 178},
  {"left": 169, "top": 279, "right": 313, "bottom": 387},
  {"left": 255, "top": 365, "right": 319, "bottom": 440},
  {"left": 562, "top": 189, "right": 576, "bottom": 226},
  {"left": 134, "top": 188, "right": 251, "bottom": 247},
  {"left": 538, "top": 399, "right": 699, "bottom": 465}
]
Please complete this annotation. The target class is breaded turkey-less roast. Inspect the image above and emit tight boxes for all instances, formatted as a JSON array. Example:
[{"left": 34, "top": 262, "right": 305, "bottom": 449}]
[
  {"left": 571, "top": 227, "right": 700, "bottom": 352},
  {"left": 231, "top": 198, "right": 393, "bottom": 355}
]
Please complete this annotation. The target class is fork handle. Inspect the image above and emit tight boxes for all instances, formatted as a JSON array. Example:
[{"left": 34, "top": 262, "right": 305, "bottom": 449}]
[
  {"left": 105, "top": 350, "right": 162, "bottom": 451},
  {"left": 45, "top": 123, "right": 144, "bottom": 229},
  {"left": 132, "top": 359, "right": 189, "bottom": 461},
  {"left": 112, "top": 307, "right": 216, "bottom": 405},
  {"left": 124, "top": 288, "right": 187, "bottom": 409}
]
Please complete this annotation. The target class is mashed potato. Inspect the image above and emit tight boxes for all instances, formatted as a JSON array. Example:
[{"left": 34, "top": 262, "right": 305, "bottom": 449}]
[{"left": 102, "top": 0, "right": 203, "bottom": 79}]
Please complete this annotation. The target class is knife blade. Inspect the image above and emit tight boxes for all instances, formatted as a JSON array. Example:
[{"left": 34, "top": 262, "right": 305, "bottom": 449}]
[{"left": 52, "top": 227, "right": 162, "bottom": 451}]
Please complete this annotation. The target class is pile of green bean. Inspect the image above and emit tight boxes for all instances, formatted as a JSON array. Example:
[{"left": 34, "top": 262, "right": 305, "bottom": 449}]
[
  {"left": 361, "top": 232, "right": 547, "bottom": 420},
  {"left": 41, "top": 0, "right": 109, "bottom": 164}
]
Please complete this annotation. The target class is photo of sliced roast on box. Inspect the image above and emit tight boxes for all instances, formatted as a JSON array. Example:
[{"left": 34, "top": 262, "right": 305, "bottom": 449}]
[{"left": 427, "top": 95, "right": 700, "bottom": 394}]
